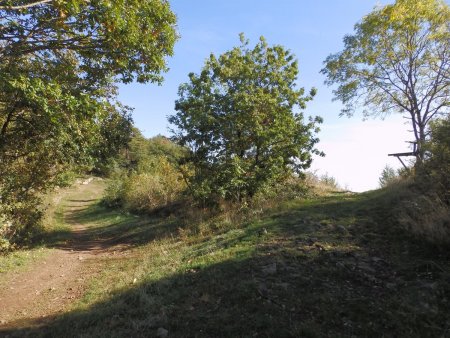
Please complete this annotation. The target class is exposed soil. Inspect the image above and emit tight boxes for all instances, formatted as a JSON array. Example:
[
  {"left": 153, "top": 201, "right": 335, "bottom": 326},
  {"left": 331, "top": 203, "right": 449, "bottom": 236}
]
[{"left": 0, "top": 180, "right": 122, "bottom": 329}]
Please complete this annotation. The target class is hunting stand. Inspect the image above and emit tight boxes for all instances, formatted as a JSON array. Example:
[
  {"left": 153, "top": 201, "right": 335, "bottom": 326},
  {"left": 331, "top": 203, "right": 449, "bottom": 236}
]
[{"left": 388, "top": 141, "right": 417, "bottom": 170}]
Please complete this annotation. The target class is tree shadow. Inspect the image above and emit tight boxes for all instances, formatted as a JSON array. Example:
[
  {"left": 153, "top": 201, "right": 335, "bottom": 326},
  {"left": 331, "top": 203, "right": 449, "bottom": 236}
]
[
  {"left": 5, "top": 188, "right": 448, "bottom": 337},
  {"left": 1, "top": 231, "right": 448, "bottom": 337},
  {"left": 34, "top": 200, "right": 182, "bottom": 253}
]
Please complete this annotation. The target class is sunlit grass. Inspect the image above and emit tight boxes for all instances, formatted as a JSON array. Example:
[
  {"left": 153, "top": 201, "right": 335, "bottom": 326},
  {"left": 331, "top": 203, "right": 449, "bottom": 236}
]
[{"left": 1, "top": 181, "right": 449, "bottom": 337}]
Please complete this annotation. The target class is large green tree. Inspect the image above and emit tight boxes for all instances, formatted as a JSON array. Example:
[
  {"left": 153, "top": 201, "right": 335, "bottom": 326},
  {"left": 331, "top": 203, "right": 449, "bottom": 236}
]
[
  {"left": 322, "top": 0, "right": 450, "bottom": 162},
  {"left": 0, "top": 0, "right": 177, "bottom": 83},
  {"left": 0, "top": 0, "right": 177, "bottom": 244},
  {"left": 169, "top": 35, "right": 322, "bottom": 203}
]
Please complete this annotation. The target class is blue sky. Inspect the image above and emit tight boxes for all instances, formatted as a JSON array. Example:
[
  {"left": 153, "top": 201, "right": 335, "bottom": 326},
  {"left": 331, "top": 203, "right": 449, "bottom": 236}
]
[{"left": 118, "top": 0, "right": 416, "bottom": 192}]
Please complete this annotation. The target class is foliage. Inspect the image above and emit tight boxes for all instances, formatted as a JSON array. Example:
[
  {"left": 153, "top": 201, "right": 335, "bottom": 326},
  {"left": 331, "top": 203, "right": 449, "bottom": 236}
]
[
  {"left": 319, "top": 173, "right": 340, "bottom": 190},
  {"left": 322, "top": 0, "right": 450, "bottom": 161},
  {"left": 397, "top": 190, "right": 449, "bottom": 245},
  {"left": 4, "top": 178, "right": 450, "bottom": 337},
  {"left": 0, "top": 0, "right": 177, "bottom": 83},
  {"left": 91, "top": 104, "right": 134, "bottom": 175},
  {"left": 170, "top": 35, "right": 323, "bottom": 204},
  {"left": 103, "top": 134, "right": 187, "bottom": 213},
  {"left": 379, "top": 165, "right": 400, "bottom": 188},
  {"left": 421, "top": 117, "right": 450, "bottom": 203},
  {"left": 0, "top": 0, "right": 177, "bottom": 244},
  {"left": 121, "top": 159, "right": 185, "bottom": 212},
  {"left": 303, "top": 171, "right": 343, "bottom": 196}
]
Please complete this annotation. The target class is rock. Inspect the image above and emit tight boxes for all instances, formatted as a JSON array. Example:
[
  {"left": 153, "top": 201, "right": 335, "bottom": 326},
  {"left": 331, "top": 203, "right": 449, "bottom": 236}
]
[
  {"left": 261, "top": 263, "right": 277, "bottom": 275},
  {"left": 81, "top": 177, "right": 93, "bottom": 185},
  {"left": 156, "top": 327, "right": 169, "bottom": 338},
  {"left": 0, "top": 319, "right": 6, "bottom": 325}
]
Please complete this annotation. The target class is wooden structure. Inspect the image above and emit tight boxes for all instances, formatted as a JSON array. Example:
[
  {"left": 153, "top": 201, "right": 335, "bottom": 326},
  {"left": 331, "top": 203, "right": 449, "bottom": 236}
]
[{"left": 388, "top": 141, "right": 418, "bottom": 169}]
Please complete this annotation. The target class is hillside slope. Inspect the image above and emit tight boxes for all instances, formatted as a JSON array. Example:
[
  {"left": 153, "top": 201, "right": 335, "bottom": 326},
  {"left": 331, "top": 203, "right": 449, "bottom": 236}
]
[{"left": 1, "top": 181, "right": 449, "bottom": 337}]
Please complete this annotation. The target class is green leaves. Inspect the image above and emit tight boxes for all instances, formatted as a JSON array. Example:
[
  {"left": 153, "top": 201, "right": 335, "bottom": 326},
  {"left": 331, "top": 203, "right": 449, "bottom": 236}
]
[
  {"left": 1, "top": 0, "right": 177, "bottom": 84},
  {"left": 0, "top": 0, "right": 177, "bottom": 242},
  {"left": 170, "top": 35, "right": 322, "bottom": 204},
  {"left": 322, "top": 0, "right": 450, "bottom": 161}
]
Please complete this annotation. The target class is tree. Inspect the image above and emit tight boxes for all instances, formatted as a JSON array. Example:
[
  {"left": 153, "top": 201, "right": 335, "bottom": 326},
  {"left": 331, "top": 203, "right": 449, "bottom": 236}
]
[
  {"left": 321, "top": 0, "right": 450, "bottom": 162},
  {"left": 0, "top": 0, "right": 177, "bottom": 244},
  {"left": 0, "top": 0, "right": 177, "bottom": 83},
  {"left": 422, "top": 116, "right": 450, "bottom": 203},
  {"left": 379, "top": 165, "right": 399, "bottom": 188},
  {"left": 169, "top": 35, "right": 322, "bottom": 203}
]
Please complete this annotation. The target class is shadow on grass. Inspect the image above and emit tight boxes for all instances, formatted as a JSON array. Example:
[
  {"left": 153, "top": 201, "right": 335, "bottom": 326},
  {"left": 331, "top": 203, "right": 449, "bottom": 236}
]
[
  {"left": 7, "top": 188, "right": 448, "bottom": 337},
  {"left": 2, "top": 232, "right": 449, "bottom": 338},
  {"left": 35, "top": 199, "right": 181, "bottom": 252}
]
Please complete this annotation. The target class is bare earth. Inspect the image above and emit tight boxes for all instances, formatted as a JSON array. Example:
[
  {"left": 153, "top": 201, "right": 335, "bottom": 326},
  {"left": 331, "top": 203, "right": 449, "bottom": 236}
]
[{"left": 0, "top": 180, "right": 122, "bottom": 329}]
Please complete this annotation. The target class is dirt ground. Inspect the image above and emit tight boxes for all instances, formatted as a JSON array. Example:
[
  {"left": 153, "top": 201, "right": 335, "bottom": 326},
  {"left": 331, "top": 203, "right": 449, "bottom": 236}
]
[{"left": 0, "top": 180, "right": 120, "bottom": 329}]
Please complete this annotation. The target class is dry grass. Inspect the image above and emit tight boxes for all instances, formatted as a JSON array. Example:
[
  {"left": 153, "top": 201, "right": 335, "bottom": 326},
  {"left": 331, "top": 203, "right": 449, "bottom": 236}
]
[
  {"left": 1, "top": 178, "right": 449, "bottom": 337},
  {"left": 398, "top": 192, "right": 450, "bottom": 245}
]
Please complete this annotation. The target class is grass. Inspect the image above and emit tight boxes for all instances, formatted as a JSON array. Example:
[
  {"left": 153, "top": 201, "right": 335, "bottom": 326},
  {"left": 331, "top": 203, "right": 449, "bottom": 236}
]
[
  {"left": 1, "top": 181, "right": 450, "bottom": 337},
  {"left": 0, "top": 185, "right": 71, "bottom": 275},
  {"left": 0, "top": 247, "right": 48, "bottom": 275}
]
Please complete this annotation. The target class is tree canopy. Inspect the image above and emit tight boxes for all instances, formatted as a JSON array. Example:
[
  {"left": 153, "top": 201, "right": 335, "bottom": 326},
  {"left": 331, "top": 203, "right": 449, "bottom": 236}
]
[
  {"left": 0, "top": 0, "right": 177, "bottom": 83},
  {"left": 0, "top": 0, "right": 177, "bottom": 243},
  {"left": 321, "top": 0, "right": 450, "bottom": 161},
  {"left": 169, "top": 35, "right": 322, "bottom": 203}
]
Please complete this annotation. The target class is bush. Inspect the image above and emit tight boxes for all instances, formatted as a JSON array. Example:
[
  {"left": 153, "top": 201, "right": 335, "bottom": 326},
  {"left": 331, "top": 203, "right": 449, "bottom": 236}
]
[
  {"left": 0, "top": 197, "right": 43, "bottom": 249},
  {"left": 397, "top": 191, "right": 450, "bottom": 246},
  {"left": 103, "top": 155, "right": 187, "bottom": 213},
  {"left": 421, "top": 117, "right": 450, "bottom": 204},
  {"left": 379, "top": 165, "right": 400, "bottom": 188},
  {"left": 304, "top": 171, "right": 342, "bottom": 195}
]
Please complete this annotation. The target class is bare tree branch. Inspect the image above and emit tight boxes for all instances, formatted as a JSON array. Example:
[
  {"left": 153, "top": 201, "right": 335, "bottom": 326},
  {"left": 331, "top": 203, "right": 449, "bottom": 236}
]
[{"left": 0, "top": 0, "right": 53, "bottom": 10}]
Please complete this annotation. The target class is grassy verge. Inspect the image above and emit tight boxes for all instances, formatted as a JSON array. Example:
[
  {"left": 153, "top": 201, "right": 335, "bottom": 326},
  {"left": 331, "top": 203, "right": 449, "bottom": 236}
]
[
  {"left": 2, "top": 185, "right": 450, "bottom": 337},
  {"left": 0, "top": 247, "right": 48, "bottom": 275},
  {"left": 1, "top": 178, "right": 97, "bottom": 275}
]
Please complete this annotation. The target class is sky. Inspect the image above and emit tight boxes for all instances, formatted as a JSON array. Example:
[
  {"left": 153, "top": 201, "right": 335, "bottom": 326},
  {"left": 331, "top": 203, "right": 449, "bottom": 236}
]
[{"left": 118, "top": 0, "right": 415, "bottom": 192}]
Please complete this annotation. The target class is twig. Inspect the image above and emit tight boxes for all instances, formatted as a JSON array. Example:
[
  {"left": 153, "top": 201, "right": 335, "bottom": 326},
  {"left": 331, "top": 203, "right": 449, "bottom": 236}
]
[{"left": 0, "top": 0, "right": 52, "bottom": 10}]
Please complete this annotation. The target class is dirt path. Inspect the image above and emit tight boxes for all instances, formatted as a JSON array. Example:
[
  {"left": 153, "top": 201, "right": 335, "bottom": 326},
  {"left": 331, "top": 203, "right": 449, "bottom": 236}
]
[{"left": 0, "top": 179, "right": 122, "bottom": 329}]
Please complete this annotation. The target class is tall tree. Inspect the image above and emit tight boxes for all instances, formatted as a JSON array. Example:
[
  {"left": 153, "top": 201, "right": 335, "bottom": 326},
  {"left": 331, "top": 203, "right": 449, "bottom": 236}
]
[
  {"left": 321, "top": 0, "right": 450, "bottom": 162},
  {"left": 0, "top": 0, "right": 177, "bottom": 243},
  {"left": 169, "top": 35, "right": 322, "bottom": 203},
  {"left": 0, "top": 0, "right": 177, "bottom": 83}
]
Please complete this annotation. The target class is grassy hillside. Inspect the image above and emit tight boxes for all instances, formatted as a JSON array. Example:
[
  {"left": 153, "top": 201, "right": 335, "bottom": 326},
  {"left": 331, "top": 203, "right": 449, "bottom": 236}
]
[{"left": 1, "top": 181, "right": 449, "bottom": 337}]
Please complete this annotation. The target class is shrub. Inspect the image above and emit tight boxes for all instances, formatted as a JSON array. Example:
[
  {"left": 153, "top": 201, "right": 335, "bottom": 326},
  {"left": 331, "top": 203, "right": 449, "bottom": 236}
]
[
  {"left": 104, "top": 156, "right": 186, "bottom": 213},
  {"left": 421, "top": 117, "right": 450, "bottom": 204},
  {"left": 394, "top": 117, "right": 450, "bottom": 246},
  {"left": 304, "top": 171, "right": 342, "bottom": 195},
  {"left": 0, "top": 196, "right": 43, "bottom": 249},
  {"left": 379, "top": 165, "right": 400, "bottom": 188},
  {"left": 397, "top": 191, "right": 450, "bottom": 246}
]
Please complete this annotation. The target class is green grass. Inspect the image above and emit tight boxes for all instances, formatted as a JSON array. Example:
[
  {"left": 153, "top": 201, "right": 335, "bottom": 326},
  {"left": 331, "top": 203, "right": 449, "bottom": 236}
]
[
  {"left": 0, "top": 247, "right": 48, "bottom": 275},
  {"left": 2, "top": 183, "right": 450, "bottom": 337}
]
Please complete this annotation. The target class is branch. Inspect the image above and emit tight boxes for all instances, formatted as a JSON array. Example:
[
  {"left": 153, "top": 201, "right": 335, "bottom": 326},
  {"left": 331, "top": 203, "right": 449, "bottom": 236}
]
[{"left": 0, "top": 0, "right": 52, "bottom": 10}]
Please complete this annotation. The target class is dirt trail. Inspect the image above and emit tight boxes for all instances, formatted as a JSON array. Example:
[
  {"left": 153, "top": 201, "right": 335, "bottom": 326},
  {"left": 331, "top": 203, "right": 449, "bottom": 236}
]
[{"left": 0, "top": 179, "right": 121, "bottom": 329}]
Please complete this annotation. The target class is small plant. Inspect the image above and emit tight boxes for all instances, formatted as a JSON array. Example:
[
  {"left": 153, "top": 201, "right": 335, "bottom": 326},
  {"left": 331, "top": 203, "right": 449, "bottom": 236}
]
[{"left": 379, "top": 165, "right": 400, "bottom": 188}]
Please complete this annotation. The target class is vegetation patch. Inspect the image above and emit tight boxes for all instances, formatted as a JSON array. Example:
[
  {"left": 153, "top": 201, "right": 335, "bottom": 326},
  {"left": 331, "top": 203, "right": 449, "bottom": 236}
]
[{"left": 2, "top": 183, "right": 448, "bottom": 337}]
